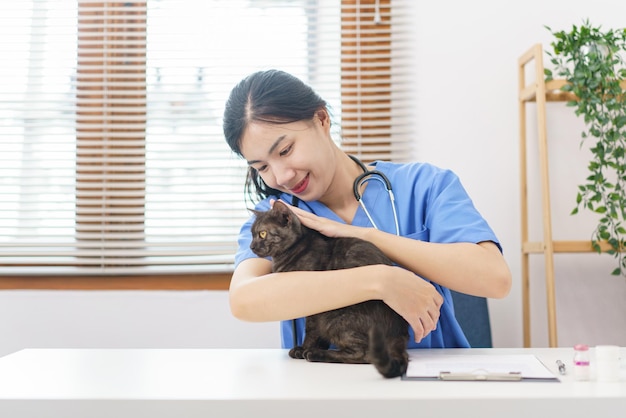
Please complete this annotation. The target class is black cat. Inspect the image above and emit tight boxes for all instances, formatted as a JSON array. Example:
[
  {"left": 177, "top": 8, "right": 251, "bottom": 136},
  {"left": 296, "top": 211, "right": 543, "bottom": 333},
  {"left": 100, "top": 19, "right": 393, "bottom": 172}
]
[{"left": 250, "top": 200, "right": 409, "bottom": 378}]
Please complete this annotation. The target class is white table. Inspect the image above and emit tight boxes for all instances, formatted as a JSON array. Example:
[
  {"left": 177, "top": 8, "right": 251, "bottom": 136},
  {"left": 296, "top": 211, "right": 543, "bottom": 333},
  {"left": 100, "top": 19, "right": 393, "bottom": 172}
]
[{"left": 0, "top": 347, "right": 624, "bottom": 418}]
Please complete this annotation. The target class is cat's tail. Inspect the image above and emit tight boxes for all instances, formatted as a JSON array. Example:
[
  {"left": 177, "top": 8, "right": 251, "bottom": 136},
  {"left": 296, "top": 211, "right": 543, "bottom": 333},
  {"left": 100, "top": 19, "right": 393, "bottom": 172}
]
[{"left": 368, "top": 327, "right": 409, "bottom": 378}]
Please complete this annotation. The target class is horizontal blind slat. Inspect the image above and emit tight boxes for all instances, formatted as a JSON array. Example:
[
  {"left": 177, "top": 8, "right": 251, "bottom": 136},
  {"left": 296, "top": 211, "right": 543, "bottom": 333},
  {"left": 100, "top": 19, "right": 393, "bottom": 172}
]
[{"left": 0, "top": 0, "right": 414, "bottom": 275}]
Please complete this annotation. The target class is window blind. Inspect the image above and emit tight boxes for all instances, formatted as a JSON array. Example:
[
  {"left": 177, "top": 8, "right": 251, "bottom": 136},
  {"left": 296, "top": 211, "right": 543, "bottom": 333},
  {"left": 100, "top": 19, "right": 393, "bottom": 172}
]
[{"left": 0, "top": 0, "right": 414, "bottom": 276}]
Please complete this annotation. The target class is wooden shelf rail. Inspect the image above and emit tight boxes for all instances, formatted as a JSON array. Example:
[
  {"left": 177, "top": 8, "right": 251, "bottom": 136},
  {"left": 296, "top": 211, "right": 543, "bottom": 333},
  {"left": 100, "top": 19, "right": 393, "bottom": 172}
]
[{"left": 518, "top": 43, "right": 626, "bottom": 347}]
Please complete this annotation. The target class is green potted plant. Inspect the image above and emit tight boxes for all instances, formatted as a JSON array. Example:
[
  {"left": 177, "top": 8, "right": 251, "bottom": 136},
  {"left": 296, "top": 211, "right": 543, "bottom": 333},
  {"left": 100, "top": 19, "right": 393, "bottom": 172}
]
[{"left": 544, "top": 21, "right": 626, "bottom": 275}]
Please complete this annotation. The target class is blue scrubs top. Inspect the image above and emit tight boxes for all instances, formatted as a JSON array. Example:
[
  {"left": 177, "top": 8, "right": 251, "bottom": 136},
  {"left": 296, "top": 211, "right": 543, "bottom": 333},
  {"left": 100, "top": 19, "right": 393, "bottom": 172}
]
[{"left": 234, "top": 161, "right": 502, "bottom": 349}]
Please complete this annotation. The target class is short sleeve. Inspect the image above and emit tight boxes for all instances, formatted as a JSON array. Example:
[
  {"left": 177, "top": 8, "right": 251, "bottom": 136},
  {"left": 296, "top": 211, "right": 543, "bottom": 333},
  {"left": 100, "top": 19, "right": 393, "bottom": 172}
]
[{"left": 424, "top": 168, "right": 501, "bottom": 252}]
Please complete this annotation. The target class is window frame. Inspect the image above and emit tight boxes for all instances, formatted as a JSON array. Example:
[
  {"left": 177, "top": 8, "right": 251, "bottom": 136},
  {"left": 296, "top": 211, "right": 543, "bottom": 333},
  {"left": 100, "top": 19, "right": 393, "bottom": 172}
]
[{"left": 1, "top": 0, "right": 400, "bottom": 290}]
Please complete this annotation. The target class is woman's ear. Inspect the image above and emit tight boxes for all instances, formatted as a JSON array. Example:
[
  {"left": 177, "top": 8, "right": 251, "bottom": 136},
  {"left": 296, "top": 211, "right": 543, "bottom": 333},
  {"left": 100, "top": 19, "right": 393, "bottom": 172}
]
[
  {"left": 315, "top": 109, "right": 332, "bottom": 139},
  {"left": 316, "top": 108, "right": 330, "bottom": 128}
]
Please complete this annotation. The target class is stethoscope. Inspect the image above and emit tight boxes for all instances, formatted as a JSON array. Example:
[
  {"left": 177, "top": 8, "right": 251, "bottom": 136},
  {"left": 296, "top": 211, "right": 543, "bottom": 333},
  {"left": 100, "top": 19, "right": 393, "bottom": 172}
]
[
  {"left": 348, "top": 154, "right": 400, "bottom": 236},
  {"left": 289, "top": 154, "right": 400, "bottom": 348}
]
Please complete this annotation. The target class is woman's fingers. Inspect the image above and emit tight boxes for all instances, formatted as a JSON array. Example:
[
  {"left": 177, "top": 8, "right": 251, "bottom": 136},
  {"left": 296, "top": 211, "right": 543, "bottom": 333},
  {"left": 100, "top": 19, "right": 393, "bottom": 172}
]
[
  {"left": 382, "top": 267, "right": 444, "bottom": 343},
  {"left": 279, "top": 199, "right": 354, "bottom": 238},
  {"left": 412, "top": 302, "right": 440, "bottom": 342}
]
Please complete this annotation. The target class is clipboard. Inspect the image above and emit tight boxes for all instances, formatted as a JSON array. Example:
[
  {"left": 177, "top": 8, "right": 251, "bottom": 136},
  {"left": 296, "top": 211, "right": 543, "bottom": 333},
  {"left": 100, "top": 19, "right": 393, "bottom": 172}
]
[
  {"left": 438, "top": 370, "right": 522, "bottom": 381},
  {"left": 402, "top": 353, "right": 560, "bottom": 382}
]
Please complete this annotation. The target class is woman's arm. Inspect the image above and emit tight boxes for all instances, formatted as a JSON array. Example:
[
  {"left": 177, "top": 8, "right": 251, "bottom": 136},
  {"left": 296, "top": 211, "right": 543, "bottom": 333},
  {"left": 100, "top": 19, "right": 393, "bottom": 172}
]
[
  {"left": 363, "top": 230, "right": 511, "bottom": 298},
  {"left": 288, "top": 204, "right": 512, "bottom": 299},
  {"left": 229, "top": 257, "right": 443, "bottom": 342}
]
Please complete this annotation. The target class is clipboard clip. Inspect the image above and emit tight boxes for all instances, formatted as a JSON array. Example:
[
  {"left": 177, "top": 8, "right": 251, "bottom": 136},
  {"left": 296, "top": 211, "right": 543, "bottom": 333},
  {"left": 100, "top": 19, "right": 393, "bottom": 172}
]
[{"left": 439, "top": 369, "right": 523, "bottom": 381}]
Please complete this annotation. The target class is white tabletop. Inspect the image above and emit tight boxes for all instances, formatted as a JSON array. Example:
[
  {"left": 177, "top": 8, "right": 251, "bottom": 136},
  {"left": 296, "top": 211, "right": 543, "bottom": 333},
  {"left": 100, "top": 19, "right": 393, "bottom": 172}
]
[{"left": 0, "top": 347, "right": 624, "bottom": 418}]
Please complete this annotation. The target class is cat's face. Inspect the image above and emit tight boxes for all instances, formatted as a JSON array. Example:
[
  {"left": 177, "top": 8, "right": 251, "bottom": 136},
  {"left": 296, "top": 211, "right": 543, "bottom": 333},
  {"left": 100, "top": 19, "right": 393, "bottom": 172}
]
[{"left": 250, "top": 202, "right": 302, "bottom": 258}]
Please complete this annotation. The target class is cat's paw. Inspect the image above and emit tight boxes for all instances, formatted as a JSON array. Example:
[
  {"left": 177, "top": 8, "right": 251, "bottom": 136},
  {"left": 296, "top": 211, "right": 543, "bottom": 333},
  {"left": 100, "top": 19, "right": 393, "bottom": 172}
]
[
  {"left": 289, "top": 346, "right": 306, "bottom": 359},
  {"left": 303, "top": 350, "right": 325, "bottom": 362}
]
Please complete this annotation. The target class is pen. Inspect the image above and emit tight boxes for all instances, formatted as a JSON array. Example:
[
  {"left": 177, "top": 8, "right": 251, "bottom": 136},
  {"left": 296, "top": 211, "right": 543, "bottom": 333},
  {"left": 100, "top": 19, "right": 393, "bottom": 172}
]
[{"left": 556, "top": 360, "right": 567, "bottom": 375}]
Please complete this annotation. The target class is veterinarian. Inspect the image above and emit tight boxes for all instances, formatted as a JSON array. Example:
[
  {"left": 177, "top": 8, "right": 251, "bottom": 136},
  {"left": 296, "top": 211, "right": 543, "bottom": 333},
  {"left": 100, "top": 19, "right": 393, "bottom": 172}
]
[{"left": 223, "top": 69, "right": 511, "bottom": 348}]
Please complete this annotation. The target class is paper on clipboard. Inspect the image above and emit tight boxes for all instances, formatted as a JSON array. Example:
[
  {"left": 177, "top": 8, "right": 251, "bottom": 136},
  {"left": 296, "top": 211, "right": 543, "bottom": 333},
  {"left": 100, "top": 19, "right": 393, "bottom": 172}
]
[{"left": 403, "top": 353, "right": 559, "bottom": 381}]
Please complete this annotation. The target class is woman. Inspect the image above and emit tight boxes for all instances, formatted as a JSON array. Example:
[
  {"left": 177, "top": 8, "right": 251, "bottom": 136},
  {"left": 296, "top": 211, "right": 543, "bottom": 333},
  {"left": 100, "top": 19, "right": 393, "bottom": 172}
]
[{"left": 223, "top": 69, "right": 511, "bottom": 348}]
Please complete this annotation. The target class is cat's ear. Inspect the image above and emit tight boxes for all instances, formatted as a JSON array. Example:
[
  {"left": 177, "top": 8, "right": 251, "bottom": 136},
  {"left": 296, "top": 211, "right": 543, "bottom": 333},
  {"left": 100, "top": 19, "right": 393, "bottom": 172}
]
[
  {"left": 272, "top": 200, "right": 290, "bottom": 213},
  {"left": 272, "top": 200, "right": 297, "bottom": 227},
  {"left": 249, "top": 208, "right": 263, "bottom": 218}
]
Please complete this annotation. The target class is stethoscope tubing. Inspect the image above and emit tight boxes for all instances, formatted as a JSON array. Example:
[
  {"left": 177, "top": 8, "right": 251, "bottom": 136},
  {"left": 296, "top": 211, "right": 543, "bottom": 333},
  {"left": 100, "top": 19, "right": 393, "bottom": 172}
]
[{"left": 349, "top": 155, "right": 400, "bottom": 236}]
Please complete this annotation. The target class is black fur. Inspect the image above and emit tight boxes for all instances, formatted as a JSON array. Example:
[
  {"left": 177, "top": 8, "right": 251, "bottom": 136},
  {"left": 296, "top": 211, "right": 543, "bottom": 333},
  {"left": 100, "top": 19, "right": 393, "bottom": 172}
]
[{"left": 250, "top": 201, "right": 409, "bottom": 378}]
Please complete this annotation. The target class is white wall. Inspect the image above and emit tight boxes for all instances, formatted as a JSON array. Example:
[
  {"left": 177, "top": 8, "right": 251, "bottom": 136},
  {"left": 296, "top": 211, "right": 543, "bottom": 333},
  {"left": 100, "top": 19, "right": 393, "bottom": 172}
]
[
  {"left": 0, "top": 291, "right": 280, "bottom": 358},
  {"left": 2, "top": 0, "right": 626, "bottom": 358},
  {"left": 411, "top": 0, "right": 626, "bottom": 348}
]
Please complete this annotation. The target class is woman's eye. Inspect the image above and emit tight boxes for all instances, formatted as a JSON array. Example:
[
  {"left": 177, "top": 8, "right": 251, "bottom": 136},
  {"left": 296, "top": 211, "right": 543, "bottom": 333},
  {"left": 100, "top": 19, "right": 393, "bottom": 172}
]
[
  {"left": 256, "top": 164, "right": 268, "bottom": 172},
  {"left": 279, "top": 145, "right": 292, "bottom": 157},
  {"left": 259, "top": 231, "right": 267, "bottom": 239}
]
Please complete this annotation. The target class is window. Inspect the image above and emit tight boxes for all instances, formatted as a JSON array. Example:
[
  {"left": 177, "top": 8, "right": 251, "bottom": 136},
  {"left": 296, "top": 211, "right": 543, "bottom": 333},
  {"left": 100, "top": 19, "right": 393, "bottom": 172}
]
[{"left": 0, "top": 0, "right": 414, "bottom": 286}]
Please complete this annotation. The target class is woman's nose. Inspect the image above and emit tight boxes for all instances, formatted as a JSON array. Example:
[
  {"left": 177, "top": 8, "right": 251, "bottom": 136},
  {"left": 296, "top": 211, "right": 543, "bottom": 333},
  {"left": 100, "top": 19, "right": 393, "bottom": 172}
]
[{"left": 273, "top": 165, "right": 297, "bottom": 188}]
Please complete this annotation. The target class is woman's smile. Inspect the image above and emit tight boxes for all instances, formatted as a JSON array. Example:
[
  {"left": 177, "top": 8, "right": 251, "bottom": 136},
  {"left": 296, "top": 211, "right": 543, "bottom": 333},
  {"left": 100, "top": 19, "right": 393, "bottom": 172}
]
[{"left": 289, "top": 173, "right": 310, "bottom": 194}]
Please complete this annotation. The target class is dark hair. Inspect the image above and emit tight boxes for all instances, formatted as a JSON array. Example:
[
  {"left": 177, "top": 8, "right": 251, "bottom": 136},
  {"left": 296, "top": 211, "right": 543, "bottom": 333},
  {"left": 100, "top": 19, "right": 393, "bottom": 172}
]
[{"left": 223, "top": 70, "right": 328, "bottom": 203}]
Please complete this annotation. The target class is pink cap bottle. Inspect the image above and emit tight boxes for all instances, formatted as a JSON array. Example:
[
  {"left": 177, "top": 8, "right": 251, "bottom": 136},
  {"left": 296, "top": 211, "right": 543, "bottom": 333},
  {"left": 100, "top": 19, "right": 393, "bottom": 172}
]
[{"left": 573, "top": 344, "right": 590, "bottom": 381}]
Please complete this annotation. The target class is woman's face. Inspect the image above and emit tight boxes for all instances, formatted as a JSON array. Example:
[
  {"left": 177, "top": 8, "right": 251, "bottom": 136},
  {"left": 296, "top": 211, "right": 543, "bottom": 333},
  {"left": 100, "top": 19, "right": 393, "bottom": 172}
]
[{"left": 239, "top": 112, "right": 336, "bottom": 202}]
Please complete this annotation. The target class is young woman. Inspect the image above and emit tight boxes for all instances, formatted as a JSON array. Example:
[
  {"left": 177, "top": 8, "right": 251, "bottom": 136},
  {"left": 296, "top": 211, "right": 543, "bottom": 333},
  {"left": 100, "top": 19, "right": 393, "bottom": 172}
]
[{"left": 223, "top": 69, "right": 511, "bottom": 348}]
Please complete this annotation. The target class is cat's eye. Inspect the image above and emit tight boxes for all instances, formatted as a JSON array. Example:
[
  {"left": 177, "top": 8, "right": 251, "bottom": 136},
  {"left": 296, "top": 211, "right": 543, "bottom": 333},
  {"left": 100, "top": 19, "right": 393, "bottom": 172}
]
[{"left": 259, "top": 231, "right": 267, "bottom": 239}]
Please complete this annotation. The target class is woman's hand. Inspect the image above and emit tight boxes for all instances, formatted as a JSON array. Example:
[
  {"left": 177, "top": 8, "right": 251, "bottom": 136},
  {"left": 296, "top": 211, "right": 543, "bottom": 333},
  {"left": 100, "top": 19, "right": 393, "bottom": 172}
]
[
  {"left": 381, "top": 266, "right": 443, "bottom": 342},
  {"left": 279, "top": 199, "right": 365, "bottom": 239}
]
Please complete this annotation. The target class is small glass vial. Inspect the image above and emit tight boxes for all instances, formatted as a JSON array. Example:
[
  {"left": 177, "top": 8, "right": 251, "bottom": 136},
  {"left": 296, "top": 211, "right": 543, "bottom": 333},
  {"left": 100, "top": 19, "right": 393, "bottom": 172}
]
[{"left": 573, "top": 344, "right": 590, "bottom": 381}]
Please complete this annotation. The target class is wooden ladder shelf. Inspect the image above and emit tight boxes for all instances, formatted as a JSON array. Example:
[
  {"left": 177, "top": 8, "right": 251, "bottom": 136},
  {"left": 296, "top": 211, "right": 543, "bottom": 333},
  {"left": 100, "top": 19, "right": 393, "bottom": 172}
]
[{"left": 517, "top": 44, "right": 617, "bottom": 347}]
